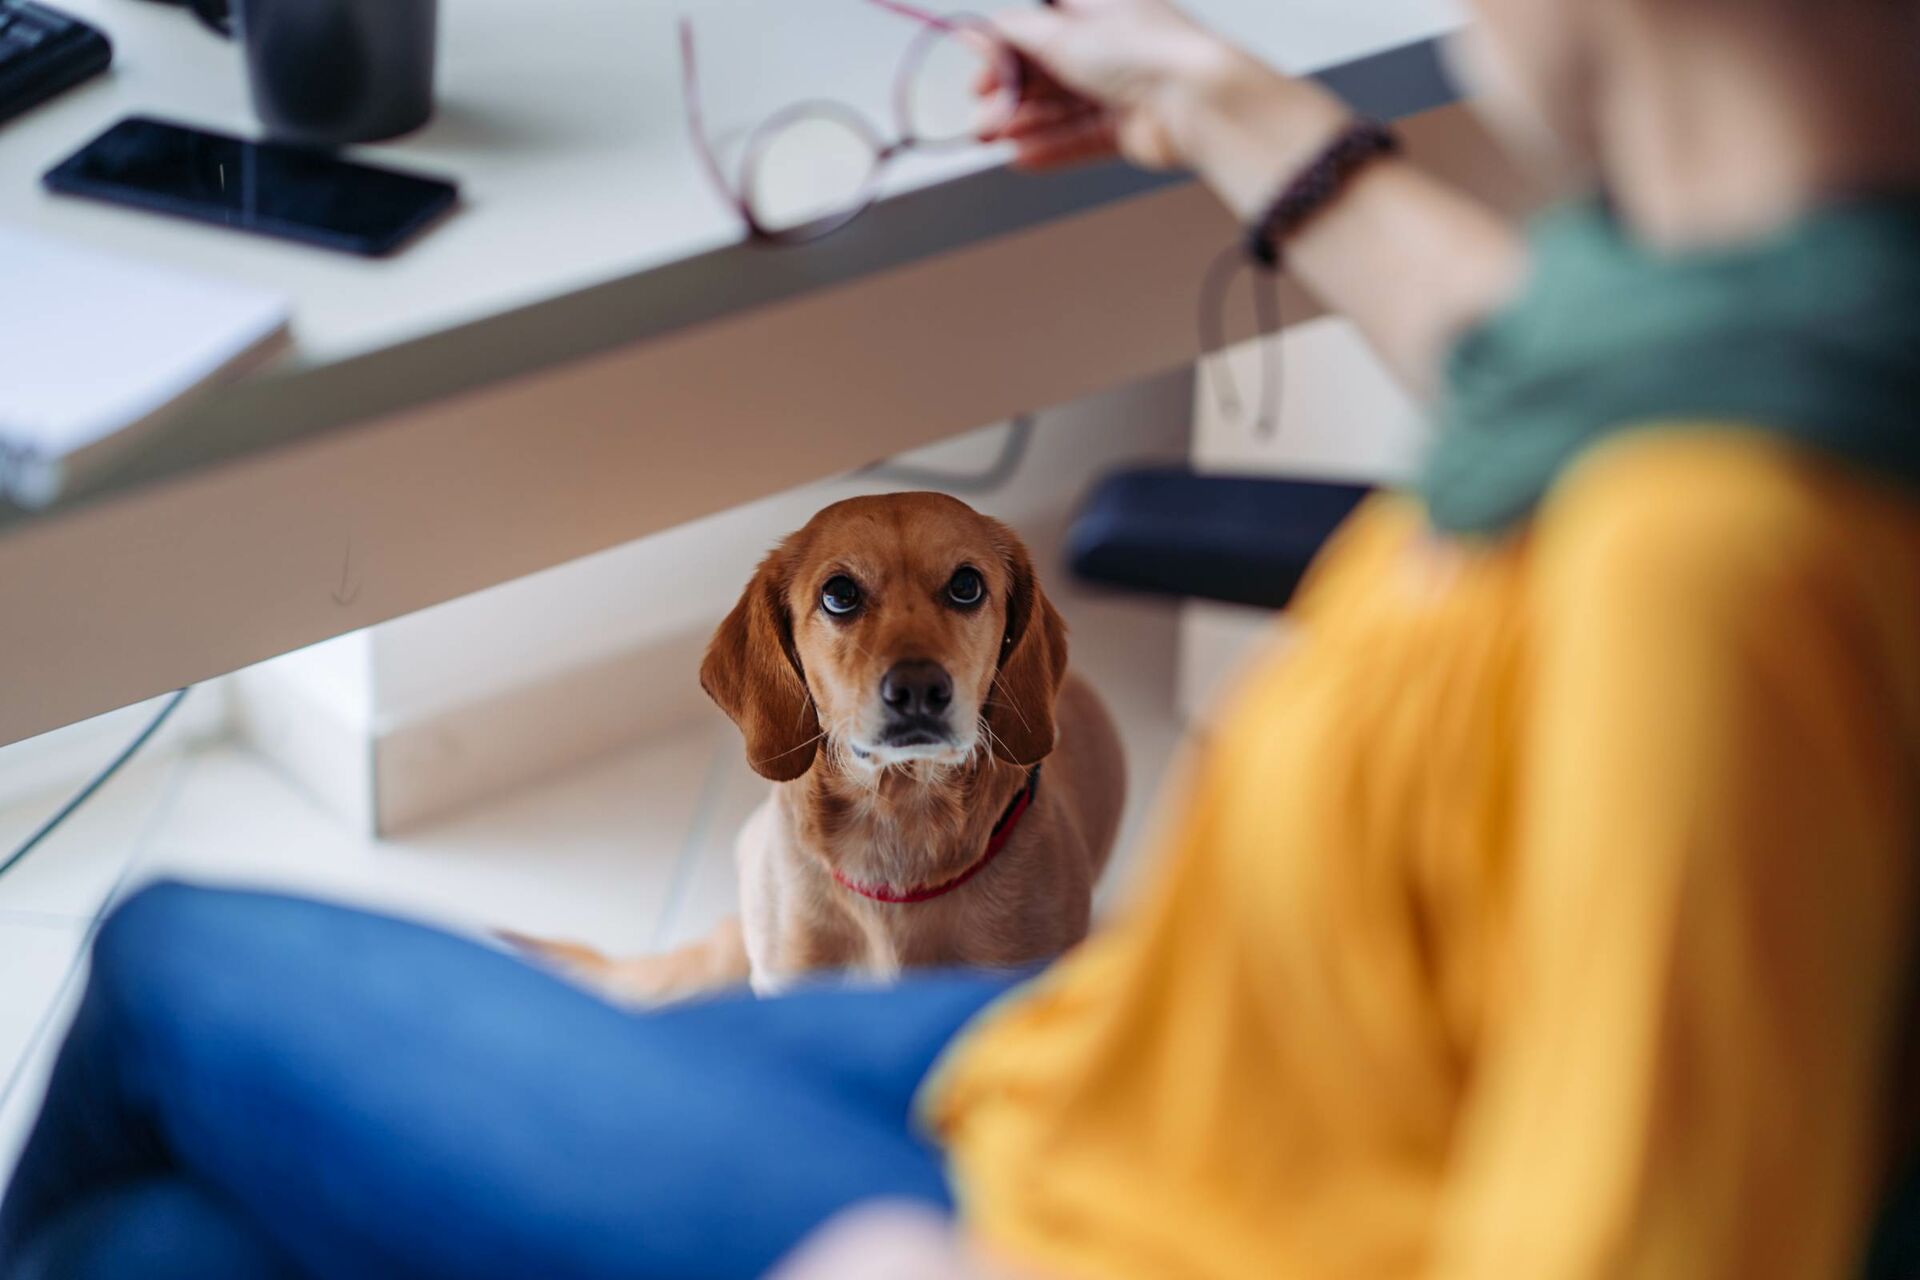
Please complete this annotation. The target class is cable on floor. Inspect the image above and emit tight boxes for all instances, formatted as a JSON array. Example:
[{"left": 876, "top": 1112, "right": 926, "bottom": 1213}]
[{"left": 0, "top": 688, "right": 191, "bottom": 884}]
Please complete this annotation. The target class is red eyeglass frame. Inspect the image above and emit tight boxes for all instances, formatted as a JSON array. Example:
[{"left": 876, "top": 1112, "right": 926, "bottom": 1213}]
[{"left": 679, "top": 0, "right": 1024, "bottom": 245}]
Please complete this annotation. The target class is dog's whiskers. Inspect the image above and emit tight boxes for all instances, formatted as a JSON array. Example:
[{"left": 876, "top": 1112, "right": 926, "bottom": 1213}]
[
  {"left": 988, "top": 670, "right": 1034, "bottom": 733},
  {"left": 751, "top": 727, "right": 826, "bottom": 770},
  {"left": 975, "top": 714, "right": 1013, "bottom": 766}
]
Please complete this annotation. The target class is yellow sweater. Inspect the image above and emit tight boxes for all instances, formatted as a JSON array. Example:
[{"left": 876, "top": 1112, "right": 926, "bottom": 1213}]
[{"left": 924, "top": 432, "right": 1920, "bottom": 1280}]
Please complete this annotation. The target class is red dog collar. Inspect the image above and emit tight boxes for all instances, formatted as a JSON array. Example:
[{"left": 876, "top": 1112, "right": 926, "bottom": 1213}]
[{"left": 831, "top": 767, "right": 1039, "bottom": 905}]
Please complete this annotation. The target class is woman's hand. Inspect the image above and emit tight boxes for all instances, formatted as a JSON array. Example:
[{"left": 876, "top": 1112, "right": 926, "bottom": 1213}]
[
  {"left": 980, "top": 0, "right": 1350, "bottom": 217},
  {"left": 981, "top": 0, "right": 1226, "bottom": 171},
  {"left": 768, "top": 1202, "right": 1045, "bottom": 1280}
]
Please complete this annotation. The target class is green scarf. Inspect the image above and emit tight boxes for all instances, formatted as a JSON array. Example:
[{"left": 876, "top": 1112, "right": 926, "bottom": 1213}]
[{"left": 1422, "top": 195, "right": 1920, "bottom": 536}]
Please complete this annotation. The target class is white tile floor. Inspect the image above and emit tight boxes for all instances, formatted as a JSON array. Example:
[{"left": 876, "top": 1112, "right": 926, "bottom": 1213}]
[{"left": 0, "top": 584, "right": 1188, "bottom": 1191}]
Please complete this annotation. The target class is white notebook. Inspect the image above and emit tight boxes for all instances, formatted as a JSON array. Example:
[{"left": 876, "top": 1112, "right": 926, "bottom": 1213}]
[{"left": 0, "top": 225, "right": 290, "bottom": 509}]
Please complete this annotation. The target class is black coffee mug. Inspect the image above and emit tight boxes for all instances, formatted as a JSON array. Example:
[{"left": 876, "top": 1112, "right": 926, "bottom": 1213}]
[{"left": 187, "top": 0, "right": 437, "bottom": 146}]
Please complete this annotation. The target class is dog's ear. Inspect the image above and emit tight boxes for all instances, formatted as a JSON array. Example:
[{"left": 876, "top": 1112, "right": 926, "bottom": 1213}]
[
  {"left": 701, "top": 543, "right": 821, "bottom": 781},
  {"left": 983, "top": 522, "right": 1067, "bottom": 766}
]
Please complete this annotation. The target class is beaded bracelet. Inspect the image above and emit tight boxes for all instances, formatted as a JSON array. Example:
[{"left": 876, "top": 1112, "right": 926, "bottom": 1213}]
[{"left": 1245, "top": 118, "right": 1400, "bottom": 269}]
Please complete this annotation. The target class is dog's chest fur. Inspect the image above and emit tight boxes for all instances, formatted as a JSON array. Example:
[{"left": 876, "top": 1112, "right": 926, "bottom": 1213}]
[
  {"left": 802, "top": 764, "right": 999, "bottom": 885},
  {"left": 743, "top": 761, "right": 1033, "bottom": 988}
]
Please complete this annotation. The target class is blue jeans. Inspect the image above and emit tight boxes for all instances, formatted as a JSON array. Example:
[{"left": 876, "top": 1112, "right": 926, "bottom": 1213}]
[{"left": 0, "top": 882, "right": 1019, "bottom": 1279}]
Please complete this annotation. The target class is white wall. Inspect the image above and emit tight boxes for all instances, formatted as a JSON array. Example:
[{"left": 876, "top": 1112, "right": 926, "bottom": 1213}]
[{"left": 229, "top": 632, "right": 375, "bottom": 830}]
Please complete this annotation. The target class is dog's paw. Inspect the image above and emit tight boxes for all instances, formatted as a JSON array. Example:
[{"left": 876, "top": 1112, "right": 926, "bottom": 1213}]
[
  {"left": 495, "top": 930, "right": 696, "bottom": 1008},
  {"left": 495, "top": 930, "right": 613, "bottom": 975}
]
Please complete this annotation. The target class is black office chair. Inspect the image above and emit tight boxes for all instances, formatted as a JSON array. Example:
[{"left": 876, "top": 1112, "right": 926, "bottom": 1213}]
[{"left": 1067, "top": 467, "right": 1373, "bottom": 609}]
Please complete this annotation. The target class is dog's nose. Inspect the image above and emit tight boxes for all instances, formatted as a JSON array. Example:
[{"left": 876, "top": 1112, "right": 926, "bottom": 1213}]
[{"left": 880, "top": 661, "right": 953, "bottom": 718}]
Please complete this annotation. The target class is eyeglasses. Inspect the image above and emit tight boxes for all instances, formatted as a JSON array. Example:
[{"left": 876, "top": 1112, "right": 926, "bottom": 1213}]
[{"left": 679, "top": 0, "right": 1023, "bottom": 244}]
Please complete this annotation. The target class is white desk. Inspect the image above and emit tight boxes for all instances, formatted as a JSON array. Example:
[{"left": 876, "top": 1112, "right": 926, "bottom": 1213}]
[{"left": 0, "top": 0, "right": 1464, "bottom": 746}]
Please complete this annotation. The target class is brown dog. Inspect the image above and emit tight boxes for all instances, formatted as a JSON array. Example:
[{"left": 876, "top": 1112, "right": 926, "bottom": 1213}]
[{"left": 512, "top": 493, "right": 1125, "bottom": 1001}]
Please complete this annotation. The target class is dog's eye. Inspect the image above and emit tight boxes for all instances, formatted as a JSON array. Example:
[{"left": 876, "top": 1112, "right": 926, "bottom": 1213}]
[
  {"left": 821, "top": 576, "right": 862, "bottom": 617},
  {"left": 946, "top": 567, "right": 985, "bottom": 607}
]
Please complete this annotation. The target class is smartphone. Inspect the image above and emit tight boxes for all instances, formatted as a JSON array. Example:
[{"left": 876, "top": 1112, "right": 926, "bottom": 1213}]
[{"left": 43, "top": 115, "right": 458, "bottom": 257}]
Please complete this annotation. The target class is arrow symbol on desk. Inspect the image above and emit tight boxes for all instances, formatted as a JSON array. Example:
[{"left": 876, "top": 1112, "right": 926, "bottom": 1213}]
[{"left": 332, "top": 544, "right": 361, "bottom": 607}]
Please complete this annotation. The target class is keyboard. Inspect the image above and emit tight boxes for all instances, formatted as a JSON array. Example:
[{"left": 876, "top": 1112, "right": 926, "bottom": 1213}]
[{"left": 0, "top": 1, "right": 110, "bottom": 127}]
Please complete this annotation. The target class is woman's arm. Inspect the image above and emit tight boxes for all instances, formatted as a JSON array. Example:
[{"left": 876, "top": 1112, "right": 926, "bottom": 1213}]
[{"left": 986, "top": 0, "right": 1524, "bottom": 396}]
